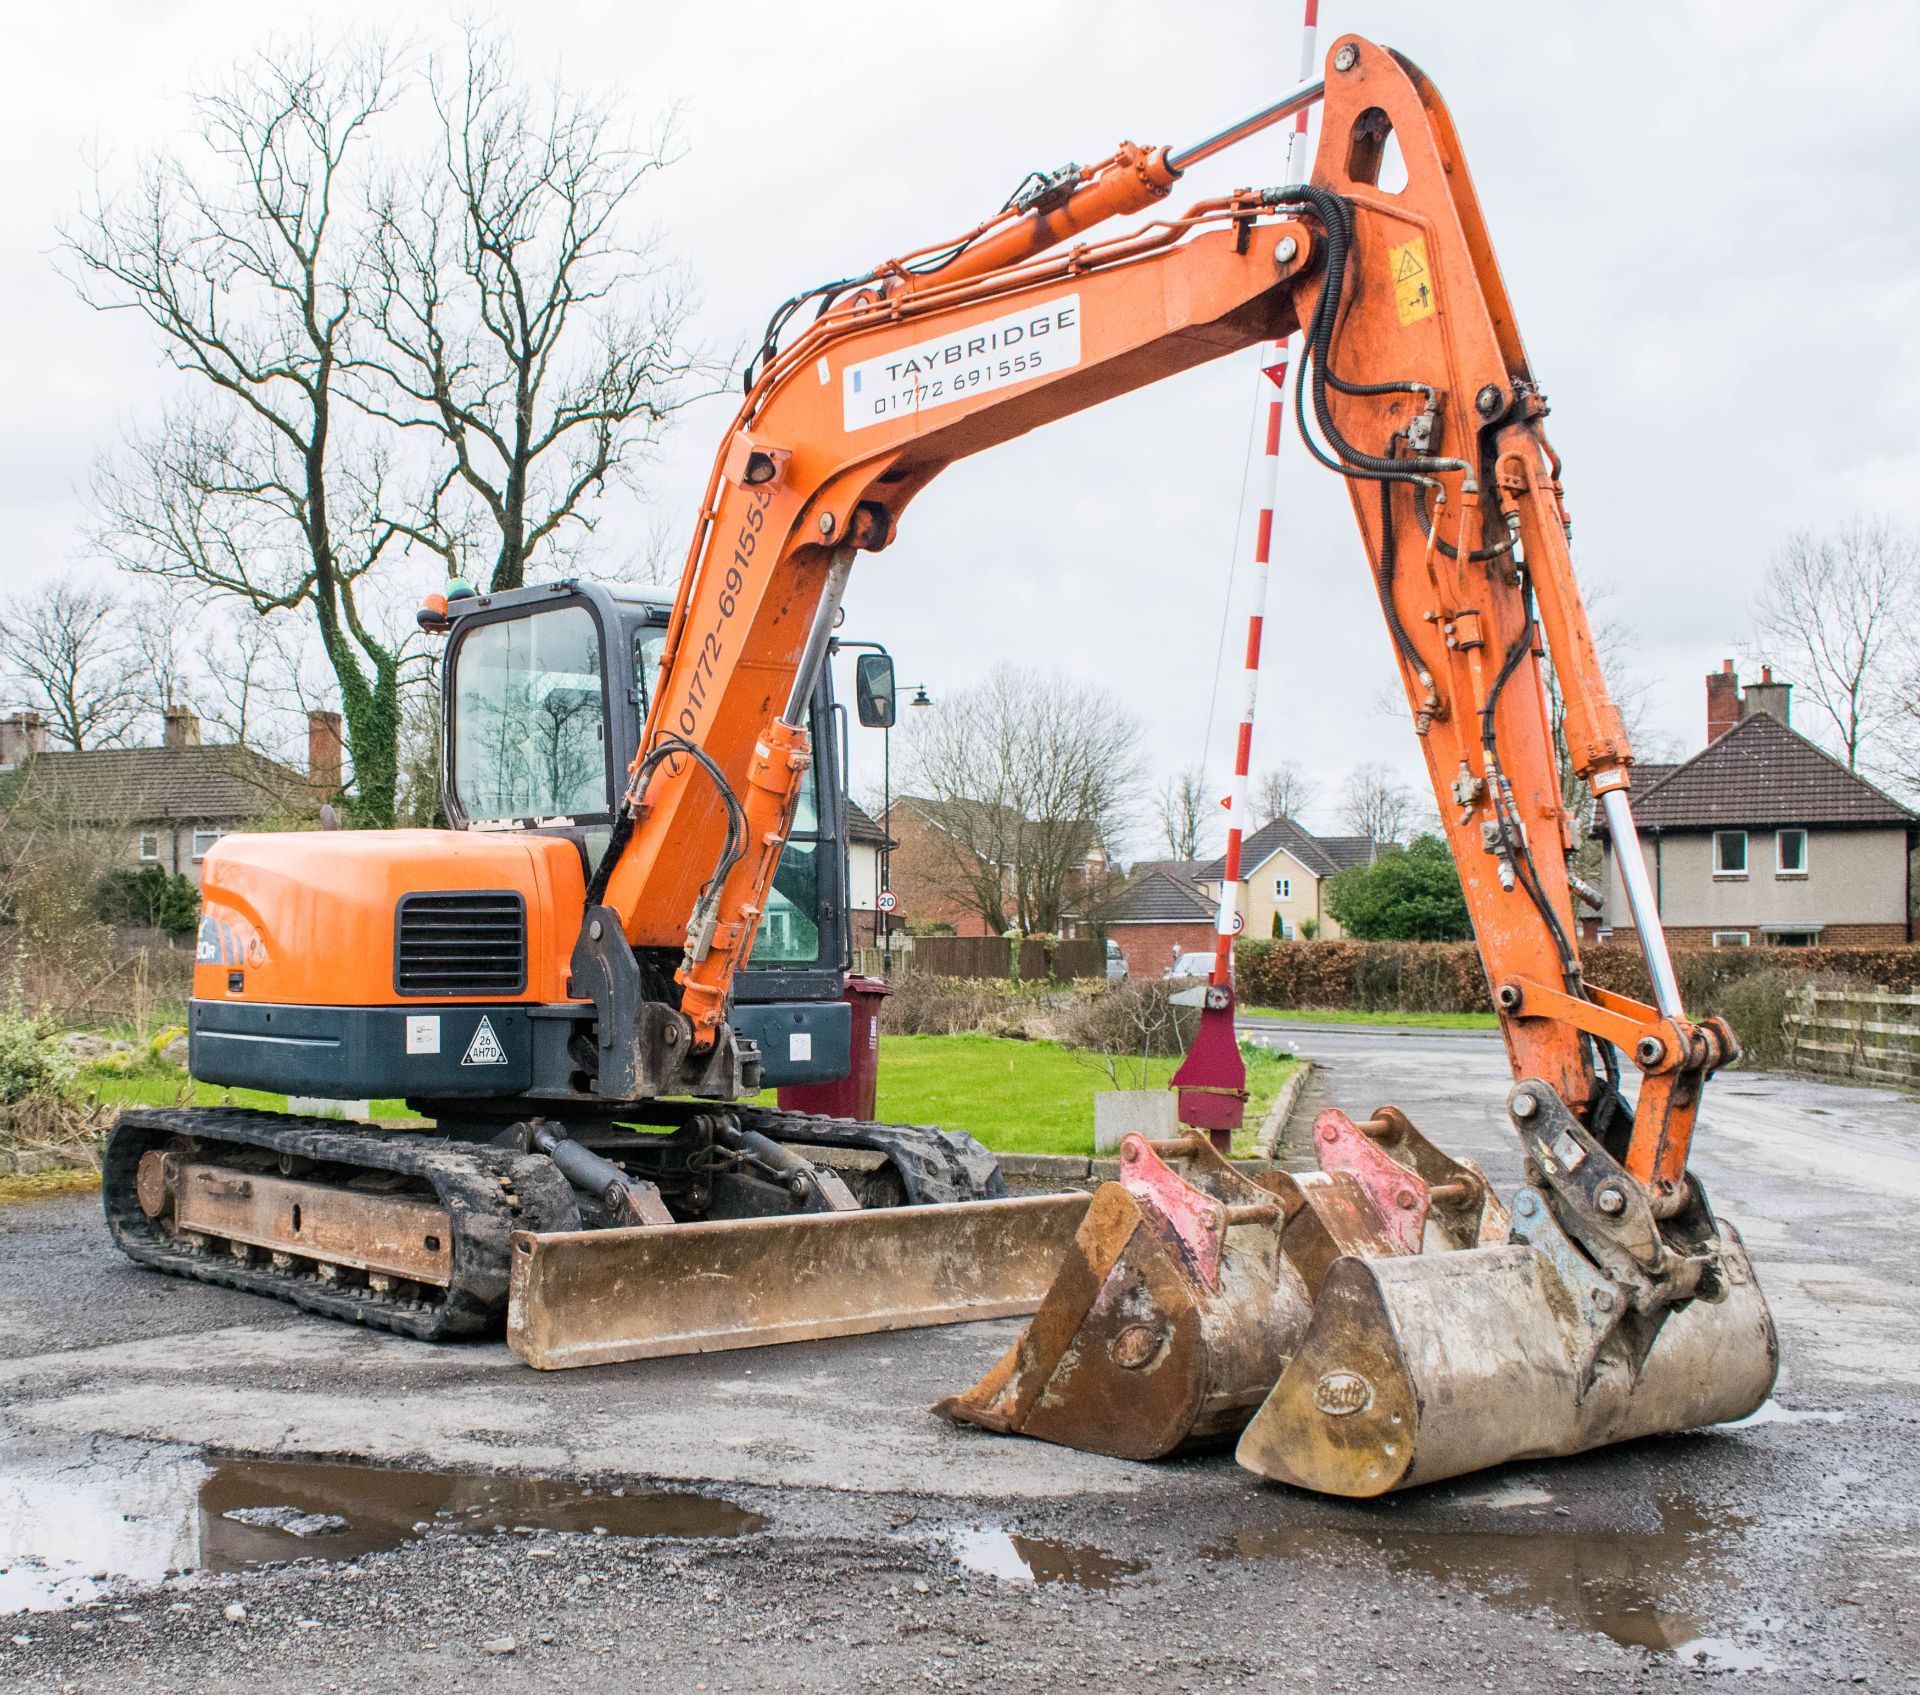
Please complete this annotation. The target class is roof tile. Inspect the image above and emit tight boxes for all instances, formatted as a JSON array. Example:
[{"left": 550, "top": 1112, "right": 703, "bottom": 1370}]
[{"left": 1606, "top": 714, "right": 1917, "bottom": 832}]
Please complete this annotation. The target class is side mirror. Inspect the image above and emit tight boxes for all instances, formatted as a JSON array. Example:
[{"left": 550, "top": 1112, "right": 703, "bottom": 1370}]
[{"left": 855, "top": 652, "right": 897, "bottom": 728}]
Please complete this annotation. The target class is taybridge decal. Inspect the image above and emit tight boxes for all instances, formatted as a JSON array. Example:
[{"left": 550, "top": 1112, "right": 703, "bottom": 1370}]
[{"left": 843, "top": 295, "right": 1081, "bottom": 431}]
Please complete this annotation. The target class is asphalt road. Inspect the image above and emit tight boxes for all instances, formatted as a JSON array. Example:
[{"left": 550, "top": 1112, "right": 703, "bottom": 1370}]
[{"left": 2, "top": 1027, "right": 1917, "bottom": 1693}]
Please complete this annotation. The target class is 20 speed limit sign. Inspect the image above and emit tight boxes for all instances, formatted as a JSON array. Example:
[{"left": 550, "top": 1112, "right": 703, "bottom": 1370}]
[{"left": 877, "top": 891, "right": 898, "bottom": 913}]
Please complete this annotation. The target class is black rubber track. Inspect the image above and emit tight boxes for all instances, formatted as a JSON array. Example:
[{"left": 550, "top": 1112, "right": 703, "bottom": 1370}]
[
  {"left": 104, "top": 1108, "right": 581, "bottom": 1342},
  {"left": 104, "top": 1105, "right": 1009, "bottom": 1342}
]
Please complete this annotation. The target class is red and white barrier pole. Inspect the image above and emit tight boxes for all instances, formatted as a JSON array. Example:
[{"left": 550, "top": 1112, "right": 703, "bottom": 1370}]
[
  {"left": 1176, "top": 4, "right": 1319, "bottom": 1149},
  {"left": 1211, "top": 0, "right": 1318, "bottom": 988}
]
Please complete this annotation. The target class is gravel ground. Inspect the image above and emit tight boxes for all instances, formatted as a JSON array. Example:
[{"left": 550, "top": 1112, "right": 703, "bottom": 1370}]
[{"left": 2, "top": 1031, "right": 1916, "bottom": 1693}]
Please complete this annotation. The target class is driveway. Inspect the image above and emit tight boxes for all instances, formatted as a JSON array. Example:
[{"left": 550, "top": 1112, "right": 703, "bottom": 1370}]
[{"left": 2, "top": 1029, "right": 1916, "bottom": 1692}]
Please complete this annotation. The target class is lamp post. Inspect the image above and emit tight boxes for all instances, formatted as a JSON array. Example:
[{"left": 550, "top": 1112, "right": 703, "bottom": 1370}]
[{"left": 831, "top": 637, "right": 931, "bottom": 975}]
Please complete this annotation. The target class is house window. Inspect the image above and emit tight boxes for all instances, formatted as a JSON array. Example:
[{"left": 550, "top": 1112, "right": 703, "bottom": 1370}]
[
  {"left": 138, "top": 833, "right": 159, "bottom": 862},
  {"left": 1712, "top": 831, "right": 1747, "bottom": 876},
  {"left": 1710, "top": 931, "right": 1751, "bottom": 948},
  {"left": 1274, "top": 876, "right": 1291, "bottom": 900},
  {"left": 1776, "top": 829, "right": 1808, "bottom": 876},
  {"left": 1766, "top": 929, "right": 1820, "bottom": 947},
  {"left": 191, "top": 829, "right": 222, "bottom": 861}
]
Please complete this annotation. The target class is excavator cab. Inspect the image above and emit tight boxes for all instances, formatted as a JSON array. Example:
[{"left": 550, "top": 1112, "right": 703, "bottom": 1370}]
[
  {"left": 436, "top": 579, "right": 856, "bottom": 1099},
  {"left": 177, "top": 578, "right": 850, "bottom": 1114}
]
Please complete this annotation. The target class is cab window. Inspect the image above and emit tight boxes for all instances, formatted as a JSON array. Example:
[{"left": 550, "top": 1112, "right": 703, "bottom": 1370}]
[
  {"left": 633, "top": 626, "right": 825, "bottom": 969},
  {"left": 452, "top": 606, "right": 610, "bottom": 822}
]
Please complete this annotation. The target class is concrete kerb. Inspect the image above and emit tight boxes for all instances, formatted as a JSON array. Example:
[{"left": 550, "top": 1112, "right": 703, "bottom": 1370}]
[
  {"left": 1256, "top": 1058, "right": 1314, "bottom": 1158},
  {"left": 0, "top": 1143, "right": 101, "bottom": 1178}
]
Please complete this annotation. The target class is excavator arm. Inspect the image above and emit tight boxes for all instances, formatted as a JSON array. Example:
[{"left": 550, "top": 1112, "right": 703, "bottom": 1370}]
[
  {"left": 589, "top": 36, "right": 1728, "bottom": 1208},
  {"left": 514, "top": 36, "right": 1777, "bottom": 1487}
]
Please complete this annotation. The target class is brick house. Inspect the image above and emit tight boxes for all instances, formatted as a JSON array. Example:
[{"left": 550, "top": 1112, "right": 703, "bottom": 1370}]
[
  {"left": 0, "top": 706, "right": 336, "bottom": 885},
  {"left": 882, "top": 796, "right": 1111, "bottom": 938},
  {"left": 1100, "top": 818, "right": 1389, "bottom": 975},
  {"left": 1594, "top": 663, "right": 1918, "bottom": 948},
  {"left": 1100, "top": 860, "right": 1218, "bottom": 976}
]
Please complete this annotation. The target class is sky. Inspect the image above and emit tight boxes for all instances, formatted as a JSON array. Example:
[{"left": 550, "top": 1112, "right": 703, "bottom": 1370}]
[{"left": 3, "top": 0, "right": 1917, "bottom": 852}]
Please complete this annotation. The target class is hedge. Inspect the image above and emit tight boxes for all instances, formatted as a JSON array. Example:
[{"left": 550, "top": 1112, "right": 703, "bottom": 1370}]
[{"left": 1234, "top": 938, "right": 1920, "bottom": 1015}]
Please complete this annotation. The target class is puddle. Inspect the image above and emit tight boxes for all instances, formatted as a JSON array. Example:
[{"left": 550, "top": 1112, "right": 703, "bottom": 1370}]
[
  {"left": 1729, "top": 1400, "right": 1846, "bottom": 1428},
  {"left": 950, "top": 1528, "right": 1144, "bottom": 1591},
  {"left": 0, "top": 1448, "right": 762, "bottom": 1613},
  {"left": 1203, "top": 1494, "right": 1735, "bottom": 1656}
]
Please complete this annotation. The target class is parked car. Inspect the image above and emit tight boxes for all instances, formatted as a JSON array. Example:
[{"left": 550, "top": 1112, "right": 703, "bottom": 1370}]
[
  {"left": 1166, "top": 950, "right": 1215, "bottom": 980},
  {"left": 1104, "top": 940, "right": 1128, "bottom": 980}
]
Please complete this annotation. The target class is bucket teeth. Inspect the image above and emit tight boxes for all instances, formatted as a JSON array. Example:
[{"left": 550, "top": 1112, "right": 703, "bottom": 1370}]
[{"left": 935, "top": 1133, "right": 1311, "bottom": 1460}]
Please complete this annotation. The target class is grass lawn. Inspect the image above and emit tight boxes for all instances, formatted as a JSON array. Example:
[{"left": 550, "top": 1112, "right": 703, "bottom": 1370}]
[
  {"left": 1240, "top": 1006, "right": 1498, "bottom": 1030},
  {"left": 73, "top": 1038, "right": 1297, "bottom": 1164},
  {"left": 81, "top": 1068, "right": 409, "bottom": 1120},
  {"left": 875, "top": 1033, "right": 1295, "bottom": 1159}
]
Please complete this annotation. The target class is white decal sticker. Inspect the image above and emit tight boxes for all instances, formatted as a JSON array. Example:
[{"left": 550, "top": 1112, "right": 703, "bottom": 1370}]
[
  {"left": 462, "top": 1016, "right": 508, "bottom": 1066},
  {"left": 406, "top": 1015, "right": 442, "bottom": 1056},
  {"left": 788, "top": 1031, "right": 813, "bottom": 1063},
  {"left": 843, "top": 294, "right": 1081, "bottom": 431}
]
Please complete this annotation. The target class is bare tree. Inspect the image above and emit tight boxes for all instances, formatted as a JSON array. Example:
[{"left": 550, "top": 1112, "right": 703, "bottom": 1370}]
[
  {"left": 0, "top": 576, "right": 142, "bottom": 750},
  {"left": 68, "top": 38, "right": 415, "bottom": 824},
  {"left": 902, "top": 667, "right": 1142, "bottom": 935},
  {"left": 1747, "top": 519, "right": 1918, "bottom": 772},
  {"left": 357, "top": 26, "right": 707, "bottom": 591},
  {"left": 1340, "top": 762, "right": 1414, "bottom": 845},
  {"left": 1154, "top": 766, "right": 1213, "bottom": 861},
  {"left": 1252, "top": 762, "right": 1317, "bottom": 828}
]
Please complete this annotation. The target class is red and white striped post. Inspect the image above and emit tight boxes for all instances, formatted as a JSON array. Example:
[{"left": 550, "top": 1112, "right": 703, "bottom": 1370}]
[
  {"left": 1175, "top": 3, "right": 1319, "bottom": 1149},
  {"left": 1210, "top": 0, "right": 1319, "bottom": 988}
]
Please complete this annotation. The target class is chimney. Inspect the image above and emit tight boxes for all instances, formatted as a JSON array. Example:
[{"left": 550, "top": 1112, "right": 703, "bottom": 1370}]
[
  {"left": 0, "top": 710, "right": 44, "bottom": 768},
  {"left": 1705, "top": 660, "right": 1740, "bottom": 744},
  {"left": 163, "top": 705, "right": 201, "bottom": 749},
  {"left": 1741, "top": 664, "right": 1792, "bottom": 728},
  {"left": 308, "top": 710, "right": 344, "bottom": 794}
]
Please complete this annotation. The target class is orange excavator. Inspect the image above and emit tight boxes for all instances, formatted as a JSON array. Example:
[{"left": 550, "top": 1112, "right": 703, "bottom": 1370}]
[{"left": 106, "top": 35, "right": 1777, "bottom": 1495}]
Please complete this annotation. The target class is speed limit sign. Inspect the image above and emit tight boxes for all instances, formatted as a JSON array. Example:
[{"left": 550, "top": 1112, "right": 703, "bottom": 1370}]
[
  {"left": 1230, "top": 911, "right": 1245, "bottom": 935},
  {"left": 877, "top": 890, "right": 898, "bottom": 913}
]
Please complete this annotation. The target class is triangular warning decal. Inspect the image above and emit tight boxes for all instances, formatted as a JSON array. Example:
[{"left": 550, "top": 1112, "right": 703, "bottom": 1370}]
[
  {"left": 1393, "top": 247, "right": 1425, "bottom": 282},
  {"left": 462, "top": 1016, "right": 508, "bottom": 1066}
]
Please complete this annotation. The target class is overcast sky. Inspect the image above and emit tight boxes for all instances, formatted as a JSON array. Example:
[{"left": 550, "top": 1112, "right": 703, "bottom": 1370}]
[{"left": 3, "top": 0, "right": 1916, "bottom": 849}]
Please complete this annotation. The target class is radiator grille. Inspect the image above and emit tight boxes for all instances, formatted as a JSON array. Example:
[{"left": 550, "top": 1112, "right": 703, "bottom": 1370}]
[{"left": 394, "top": 891, "right": 527, "bottom": 997}]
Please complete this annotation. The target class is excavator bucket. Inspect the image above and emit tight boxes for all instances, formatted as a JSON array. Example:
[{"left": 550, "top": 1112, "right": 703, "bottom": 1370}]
[
  {"left": 1236, "top": 1090, "right": 1780, "bottom": 1496},
  {"left": 934, "top": 1133, "right": 1315, "bottom": 1460},
  {"left": 507, "top": 1192, "right": 1091, "bottom": 1368}
]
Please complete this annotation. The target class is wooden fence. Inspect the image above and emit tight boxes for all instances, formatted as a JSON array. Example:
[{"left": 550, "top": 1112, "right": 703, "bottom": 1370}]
[
  {"left": 910, "top": 934, "right": 1105, "bottom": 981},
  {"left": 1788, "top": 988, "right": 1920, "bottom": 1086}
]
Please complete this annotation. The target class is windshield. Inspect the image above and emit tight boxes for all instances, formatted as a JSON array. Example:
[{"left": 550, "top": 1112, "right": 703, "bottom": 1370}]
[
  {"left": 633, "top": 627, "right": 826, "bottom": 969},
  {"left": 452, "top": 606, "right": 610, "bottom": 823}
]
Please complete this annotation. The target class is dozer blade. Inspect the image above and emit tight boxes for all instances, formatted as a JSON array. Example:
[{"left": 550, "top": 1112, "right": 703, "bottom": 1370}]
[
  {"left": 507, "top": 1192, "right": 1090, "bottom": 1369},
  {"left": 1236, "top": 1187, "right": 1779, "bottom": 1496},
  {"left": 934, "top": 1133, "right": 1314, "bottom": 1460}
]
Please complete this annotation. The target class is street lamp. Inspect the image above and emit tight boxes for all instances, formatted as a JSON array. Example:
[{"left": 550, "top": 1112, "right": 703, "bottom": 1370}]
[{"left": 831, "top": 638, "right": 931, "bottom": 975}]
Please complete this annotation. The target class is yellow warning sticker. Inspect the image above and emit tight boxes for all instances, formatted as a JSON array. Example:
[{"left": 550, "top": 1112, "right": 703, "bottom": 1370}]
[{"left": 1390, "top": 236, "right": 1436, "bottom": 325}]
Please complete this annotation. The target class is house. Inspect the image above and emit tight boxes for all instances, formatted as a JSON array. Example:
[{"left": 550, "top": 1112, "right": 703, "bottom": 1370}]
[
  {"left": 1099, "top": 859, "right": 1219, "bottom": 976},
  {"left": 1593, "top": 662, "right": 1918, "bottom": 948},
  {"left": 882, "top": 795, "right": 1112, "bottom": 938},
  {"left": 1099, "top": 819, "right": 1389, "bottom": 976},
  {"left": 0, "top": 706, "right": 336, "bottom": 886},
  {"left": 1196, "top": 818, "right": 1385, "bottom": 941},
  {"left": 843, "top": 799, "right": 896, "bottom": 949}
]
